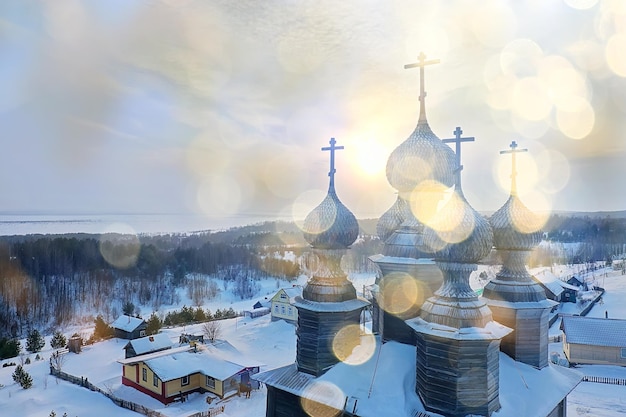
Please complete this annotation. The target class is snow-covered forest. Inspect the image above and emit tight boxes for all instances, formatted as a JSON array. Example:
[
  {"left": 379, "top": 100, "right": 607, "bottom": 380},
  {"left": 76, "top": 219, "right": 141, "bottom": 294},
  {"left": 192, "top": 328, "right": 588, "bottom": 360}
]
[{"left": 0, "top": 222, "right": 381, "bottom": 338}]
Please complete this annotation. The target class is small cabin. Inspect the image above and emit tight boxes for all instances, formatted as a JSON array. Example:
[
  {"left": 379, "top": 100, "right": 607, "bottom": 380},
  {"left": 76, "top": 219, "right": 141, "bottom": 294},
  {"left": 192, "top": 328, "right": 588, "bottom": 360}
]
[
  {"left": 561, "top": 316, "right": 626, "bottom": 366},
  {"left": 112, "top": 315, "right": 147, "bottom": 340},
  {"left": 124, "top": 333, "right": 173, "bottom": 359}
]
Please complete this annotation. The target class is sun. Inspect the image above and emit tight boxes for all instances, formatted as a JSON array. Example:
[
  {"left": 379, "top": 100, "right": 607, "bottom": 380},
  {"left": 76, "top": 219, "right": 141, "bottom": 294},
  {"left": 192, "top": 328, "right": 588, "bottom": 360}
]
[{"left": 346, "top": 136, "right": 389, "bottom": 177}]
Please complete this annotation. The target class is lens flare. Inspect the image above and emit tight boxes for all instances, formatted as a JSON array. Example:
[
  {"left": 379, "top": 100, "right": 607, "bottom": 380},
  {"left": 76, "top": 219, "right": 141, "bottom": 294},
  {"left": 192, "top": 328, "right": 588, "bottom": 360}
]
[
  {"left": 468, "top": 0, "right": 517, "bottom": 48},
  {"left": 494, "top": 150, "right": 538, "bottom": 196},
  {"left": 429, "top": 193, "right": 476, "bottom": 245},
  {"left": 377, "top": 272, "right": 425, "bottom": 316},
  {"left": 556, "top": 97, "right": 595, "bottom": 139},
  {"left": 292, "top": 189, "right": 327, "bottom": 230},
  {"left": 332, "top": 325, "right": 376, "bottom": 366},
  {"left": 535, "top": 149, "right": 571, "bottom": 194},
  {"left": 99, "top": 224, "right": 140, "bottom": 269},
  {"left": 509, "top": 193, "right": 551, "bottom": 234},
  {"left": 300, "top": 381, "right": 345, "bottom": 417},
  {"left": 408, "top": 180, "right": 449, "bottom": 226},
  {"left": 500, "top": 39, "right": 543, "bottom": 77},
  {"left": 605, "top": 34, "right": 626, "bottom": 77},
  {"left": 511, "top": 77, "right": 552, "bottom": 121}
]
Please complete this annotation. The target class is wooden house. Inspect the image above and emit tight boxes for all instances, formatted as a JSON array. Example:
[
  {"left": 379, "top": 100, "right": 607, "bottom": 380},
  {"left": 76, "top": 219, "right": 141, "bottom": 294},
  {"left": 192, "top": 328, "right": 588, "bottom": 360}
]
[
  {"left": 532, "top": 269, "right": 579, "bottom": 304},
  {"left": 119, "top": 346, "right": 259, "bottom": 404},
  {"left": 124, "top": 333, "right": 172, "bottom": 359},
  {"left": 270, "top": 286, "right": 302, "bottom": 323},
  {"left": 567, "top": 276, "right": 587, "bottom": 290},
  {"left": 561, "top": 316, "right": 626, "bottom": 366},
  {"left": 111, "top": 315, "right": 147, "bottom": 340}
]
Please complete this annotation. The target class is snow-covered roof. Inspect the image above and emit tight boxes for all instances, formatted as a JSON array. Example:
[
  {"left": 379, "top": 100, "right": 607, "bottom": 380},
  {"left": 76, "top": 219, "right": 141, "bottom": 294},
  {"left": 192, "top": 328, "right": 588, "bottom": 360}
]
[
  {"left": 532, "top": 269, "right": 572, "bottom": 296},
  {"left": 255, "top": 336, "right": 582, "bottom": 417},
  {"left": 561, "top": 316, "right": 626, "bottom": 347},
  {"left": 125, "top": 333, "right": 172, "bottom": 355},
  {"left": 111, "top": 315, "right": 145, "bottom": 332},
  {"left": 144, "top": 349, "right": 247, "bottom": 382},
  {"left": 274, "top": 286, "right": 302, "bottom": 303},
  {"left": 293, "top": 297, "right": 369, "bottom": 313}
]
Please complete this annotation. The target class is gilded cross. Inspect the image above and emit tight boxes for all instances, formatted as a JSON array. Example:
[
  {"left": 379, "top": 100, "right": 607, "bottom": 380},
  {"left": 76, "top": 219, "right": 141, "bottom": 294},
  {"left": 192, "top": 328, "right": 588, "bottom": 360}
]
[
  {"left": 500, "top": 140, "right": 528, "bottom": 196},
  {"left": 442, "top": 126, "right": 475, "bottom": 192},
  {"left": 322, "top": 138, "right": 344, "bottom": 190},
  {"left": 404, "top": 52, "right": 440, "bottom": 122}
]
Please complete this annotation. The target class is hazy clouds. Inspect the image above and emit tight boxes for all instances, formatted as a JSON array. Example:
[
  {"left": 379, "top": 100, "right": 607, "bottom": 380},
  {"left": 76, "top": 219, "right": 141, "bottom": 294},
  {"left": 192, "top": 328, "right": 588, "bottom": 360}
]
[{"left": 1, "top": 0, "right": 625, "bottom": 221}]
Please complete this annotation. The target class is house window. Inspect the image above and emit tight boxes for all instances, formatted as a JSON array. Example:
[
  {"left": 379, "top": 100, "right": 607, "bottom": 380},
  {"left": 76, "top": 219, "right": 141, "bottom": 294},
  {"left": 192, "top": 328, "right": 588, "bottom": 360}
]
[
  {"left": 281, "top": 305, "right": 286, "bottom": 315},
  {"left": 280, "top": 293, "right": 287, "bottom": 299},
  {"left": 142, "top": 368, "right": 147, "bottom": 382},
  {"left": 181, "top": 375, "right": 189, "bottom": 386},
  {"left": 206, "top": 376, "right": 216, "bottom": 389},
  {"left": 139, "top": 330, "right": 146, "bottom": 337},
  {"left": 621, "top": 348, "right": 626, "bottom": 358},
  {"left": 153, "top": 374, "right": 158, "bottom": 387},
  {"left": 288, "top": 306, "right": 293, "bottom": 316},
  {"left": 274, "top": 304, "right": 279, "bottom": 313}
]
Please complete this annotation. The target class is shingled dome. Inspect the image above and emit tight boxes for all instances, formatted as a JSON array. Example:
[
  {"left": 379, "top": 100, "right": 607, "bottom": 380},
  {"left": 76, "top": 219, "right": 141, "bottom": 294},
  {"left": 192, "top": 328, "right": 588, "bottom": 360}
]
[
  {"left": 490, "top": 194, "right": 542, "bottom": 250},
  {"left": 302, "top": 188, "right": 358, "bottom": 250},
  {"left": 424, "top": 192, "right": 493, "bottom": 263},
  {"left": 385, "top": 122, "right": 457, "bottom": 193}
]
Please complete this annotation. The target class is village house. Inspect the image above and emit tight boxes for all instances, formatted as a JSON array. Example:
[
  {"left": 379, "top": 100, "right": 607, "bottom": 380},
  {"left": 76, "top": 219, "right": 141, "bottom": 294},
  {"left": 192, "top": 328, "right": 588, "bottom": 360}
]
[
  {"left": 561, "top": 315, "right": 626, "bottom": 366},
  {"left": 124, "top": 333, "right": 172, "bottom": 359},
  {"left": 111, "top": 315, "right": 147, "bottom": 340},
  {"left": 270, "top": 286, "right": 302, "bottom": 323},
  {"left": 119, "top": 345, "right": 259, "bottom": 404},
  {"left": 532, "top": 269, "right": 579, "bottom": 304}
]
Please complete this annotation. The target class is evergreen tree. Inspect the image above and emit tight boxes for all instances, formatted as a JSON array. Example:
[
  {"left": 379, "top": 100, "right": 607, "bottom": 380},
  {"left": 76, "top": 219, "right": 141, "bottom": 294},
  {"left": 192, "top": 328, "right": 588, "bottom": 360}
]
[
  {"left": 122, "top": 301, "right": 135, "bottom": 316},
  {"left": 0, "top": 338, "right": 20, "bottom": 360},
  {"left": 26, "top": 329, "right": 45, "bottom": 353},
  {"left": 50, "top": 331, "right": 67, "bottom": 350},
  {"left": 93, "top": 315, "right": 113, "bottom": 340},
  {"left": 12, "top": 364, "right": 24, "bottom": 384},
  {"left": 145, "top": 313, "right": 162, "bottom": 335},
  {"left": 19, "top": 369, "right": 33, "bottom": 389}
]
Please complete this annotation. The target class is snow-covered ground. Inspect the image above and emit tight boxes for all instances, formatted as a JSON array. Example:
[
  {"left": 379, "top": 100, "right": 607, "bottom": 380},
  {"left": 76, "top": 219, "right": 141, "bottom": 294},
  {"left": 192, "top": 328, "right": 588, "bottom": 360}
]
[{"left": 2, "top": 268, "right": 626, "bottom": 416}]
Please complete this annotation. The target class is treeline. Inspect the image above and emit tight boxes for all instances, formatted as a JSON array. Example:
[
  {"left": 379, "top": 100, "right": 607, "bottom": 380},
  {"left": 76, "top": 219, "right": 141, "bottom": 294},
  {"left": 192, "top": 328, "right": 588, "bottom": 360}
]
[{"left": 0, "top": 233, "right": 301, "bottom": 338}]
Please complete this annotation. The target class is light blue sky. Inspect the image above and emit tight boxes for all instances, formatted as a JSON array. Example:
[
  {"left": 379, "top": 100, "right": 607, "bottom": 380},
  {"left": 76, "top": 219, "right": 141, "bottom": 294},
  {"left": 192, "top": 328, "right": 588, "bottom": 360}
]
[{"left": 1, "top": 0, "right": 625, "bottom": 221}]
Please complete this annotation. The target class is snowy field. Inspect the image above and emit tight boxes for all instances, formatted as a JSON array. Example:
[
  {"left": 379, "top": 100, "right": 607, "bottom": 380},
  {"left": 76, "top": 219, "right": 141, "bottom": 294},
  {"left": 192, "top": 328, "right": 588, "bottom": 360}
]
[{"left": 2, "top": 268, "right": 626, "bottom": 416}]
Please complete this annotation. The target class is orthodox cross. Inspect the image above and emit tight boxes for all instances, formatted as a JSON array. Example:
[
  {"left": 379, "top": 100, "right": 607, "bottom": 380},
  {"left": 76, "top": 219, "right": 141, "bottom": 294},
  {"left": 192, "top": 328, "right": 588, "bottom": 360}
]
[
  {"left": 404, "top": 52, "right": 440, "bottom": 123},
  {"left": 442, "top": 126, "right": 475, "bottom": 192},
  {"left": 500, "top": 140, "right": 527, "bottom": 196},
  {"left": 322, "top": 138, "right": 344, "bottom": 190}
]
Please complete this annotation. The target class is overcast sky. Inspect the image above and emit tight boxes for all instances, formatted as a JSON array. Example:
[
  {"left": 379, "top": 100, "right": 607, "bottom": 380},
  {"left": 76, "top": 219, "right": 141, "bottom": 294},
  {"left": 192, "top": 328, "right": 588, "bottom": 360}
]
[{"left": 1, "top": 0, "right": 625, "bottom": 223}]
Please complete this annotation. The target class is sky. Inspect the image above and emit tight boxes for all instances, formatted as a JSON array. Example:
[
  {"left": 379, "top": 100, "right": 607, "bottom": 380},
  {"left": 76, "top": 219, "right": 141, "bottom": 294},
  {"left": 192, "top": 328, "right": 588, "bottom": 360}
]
[{"left": 1, "top": 0, "right": 626, "bottom": 223}]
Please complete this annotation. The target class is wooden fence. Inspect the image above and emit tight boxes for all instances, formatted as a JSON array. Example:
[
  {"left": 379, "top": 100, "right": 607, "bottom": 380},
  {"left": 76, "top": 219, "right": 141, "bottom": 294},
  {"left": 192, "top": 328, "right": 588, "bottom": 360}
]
[
  {"left": 186, "top": 406, "right": 226, "bottom": 417},
  {"left": 50, "top": 366, "right": 167, "bottom": 417},
  {"left": 582, "top": 375, "right": 626, "bottom": 385}
]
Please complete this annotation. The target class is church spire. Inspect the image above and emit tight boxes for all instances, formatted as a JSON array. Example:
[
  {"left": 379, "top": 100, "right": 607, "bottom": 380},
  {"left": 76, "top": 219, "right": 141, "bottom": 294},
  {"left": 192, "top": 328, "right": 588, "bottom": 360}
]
[
  {"left": 500, "top": 140, "right": 527, "bottom": 197},
  {"left": 322, "top": 137, "right": 344, "bottom": 193},
  {"left": 442, "top": 126, "right": 475, "bottom": 195},
  {"left": 404, "top": 52, "right": 440, "bottom": 124}
]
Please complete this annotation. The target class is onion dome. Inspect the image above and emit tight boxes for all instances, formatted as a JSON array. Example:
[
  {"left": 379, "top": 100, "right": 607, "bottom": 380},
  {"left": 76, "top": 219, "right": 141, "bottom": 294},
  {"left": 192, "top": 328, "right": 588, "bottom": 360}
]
[
  {"left": 490, "top": 195, "right": 542, "bottom": 250},
  {"left": 302, "top": 188, "right": 359, "bottom": 250},
  {"left": 376, "top": 195, "right": 405, "bottom": 241},
  {"left": 385, "top": 122, "right": 457, "bottom": 193},
  {"left": 424, "top": 192, "right": 493, "bottom": 263}
]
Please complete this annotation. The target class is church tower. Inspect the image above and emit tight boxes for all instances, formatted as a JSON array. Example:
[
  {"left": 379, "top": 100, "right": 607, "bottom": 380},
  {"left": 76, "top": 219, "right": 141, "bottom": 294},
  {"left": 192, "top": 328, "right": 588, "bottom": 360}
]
[
  {"left": 481, "top": 141, "right": 556, "bottom": 368},
  {"left": 294, "top": 137, "right": 369, "bottom": 376},
  {"left": 370, "top": 53, "right": 456, "bottom": 345},
  {"left": 406, "top": 127, "right": 511, "bottom": 417}
]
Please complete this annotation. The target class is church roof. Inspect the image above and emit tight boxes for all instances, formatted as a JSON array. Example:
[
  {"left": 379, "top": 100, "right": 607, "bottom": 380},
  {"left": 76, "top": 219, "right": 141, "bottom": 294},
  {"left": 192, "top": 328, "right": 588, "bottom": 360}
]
[{"left": 255, "top": 337, "right": 582, "bottom": 417}]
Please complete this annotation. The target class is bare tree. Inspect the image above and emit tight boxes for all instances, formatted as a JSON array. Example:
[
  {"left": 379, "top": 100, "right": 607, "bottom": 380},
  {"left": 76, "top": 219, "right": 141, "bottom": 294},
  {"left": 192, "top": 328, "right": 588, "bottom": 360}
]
[
  {"left": 202, "top": 321, "right": 222, "bottom": 343},
  {"left": 50, "top": 351, "right": 67, "bottom": 373}
]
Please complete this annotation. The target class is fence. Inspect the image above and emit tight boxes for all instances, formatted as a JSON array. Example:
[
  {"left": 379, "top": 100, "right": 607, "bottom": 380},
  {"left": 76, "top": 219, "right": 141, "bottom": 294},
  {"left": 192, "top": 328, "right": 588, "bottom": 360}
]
[
  {"left": 186, "top": 406, "right": 226, "bottom": 417},
  {"left": 582, "top": 375, "right": 626, "bottom": 385},
  {"left": 50, "top": 366, "right": 167, "bottom": 417}
]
